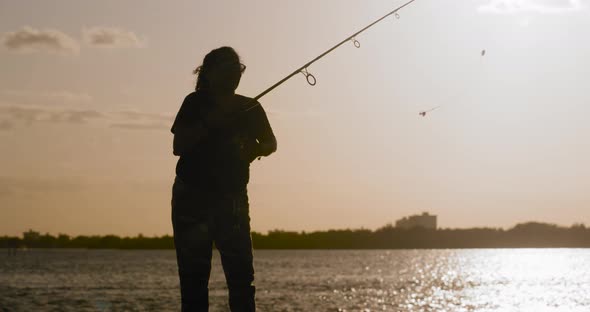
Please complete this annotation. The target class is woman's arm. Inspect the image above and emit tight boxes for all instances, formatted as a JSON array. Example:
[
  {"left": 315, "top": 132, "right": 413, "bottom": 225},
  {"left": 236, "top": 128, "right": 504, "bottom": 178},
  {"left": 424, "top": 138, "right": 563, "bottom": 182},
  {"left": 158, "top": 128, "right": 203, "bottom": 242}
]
[
  {"left": 249, "top": 104, "right": 277, "bottom": 160},
  {"left": 172, "top": 101, "right": 234, "bottom": 156},
  {"left": 256, "top": 135, "right": 277, "bottom": 157},
  {"left": 171, "top": 93, "right": 209, "bottom": 157},
  {"left": 172, "top": 122, "right": 208, "bottom": 156}
]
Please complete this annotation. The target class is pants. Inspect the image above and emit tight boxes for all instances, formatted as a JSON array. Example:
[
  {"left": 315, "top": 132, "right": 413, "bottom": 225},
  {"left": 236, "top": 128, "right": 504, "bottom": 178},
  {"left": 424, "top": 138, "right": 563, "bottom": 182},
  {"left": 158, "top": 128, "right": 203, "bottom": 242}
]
[{"left": 172, "top": 176, "right": 255, "bottom": 312}]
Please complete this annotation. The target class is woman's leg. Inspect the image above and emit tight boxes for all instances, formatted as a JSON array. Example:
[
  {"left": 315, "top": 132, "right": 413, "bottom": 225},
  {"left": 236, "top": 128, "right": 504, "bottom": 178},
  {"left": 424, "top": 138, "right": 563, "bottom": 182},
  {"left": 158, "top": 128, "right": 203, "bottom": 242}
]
[
  {"left": 214, "top": 191, "right": 256, "bottom": 312},
  {"left": 172, "top": 177, "right": 214, "bottom": 312}
]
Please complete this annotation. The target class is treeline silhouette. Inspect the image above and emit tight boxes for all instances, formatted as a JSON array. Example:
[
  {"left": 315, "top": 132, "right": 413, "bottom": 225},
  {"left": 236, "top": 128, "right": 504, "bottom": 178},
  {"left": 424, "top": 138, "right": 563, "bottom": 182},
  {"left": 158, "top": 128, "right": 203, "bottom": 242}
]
[{"left": 2, "top": 222, "right": 589, "bottom": 250}]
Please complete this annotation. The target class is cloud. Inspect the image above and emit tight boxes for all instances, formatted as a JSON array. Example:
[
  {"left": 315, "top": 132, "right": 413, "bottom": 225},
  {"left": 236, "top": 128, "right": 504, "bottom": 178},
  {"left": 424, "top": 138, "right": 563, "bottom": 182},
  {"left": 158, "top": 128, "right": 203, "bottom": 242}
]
[
  {"left": 113, "top": 110, "right": 174, "bottom": 122},
  {"left": 2, "top": 26, "right": 147, "bottom": 55},
  {"left": 478, "top": 0, "right": 585, "bottom": 14},
  {"left": 0, "top": 105, "right": 104, "bottom": 125},
  {"left": 1, "top": 26, "right": 79, "bottom": 54},
  {"left": 44, "top": 91, "right": 93, "bottom": 103},
  {"left": 110, "top": 122, "right": 170, "bottom": 130},
  {"left": 0, "top": 176, "right": 88, "bottom": 198},
  {"left": 83, "top": 27, "right": 145, "bottom": 48},
  {"left": 0, "top": 90, "right": 92, "bottom": 106},
  {"left": 0, "top": 120, "right": 13, "bottom": 131},
  {"left": 107, "top": 110, "right": 172, "bottom": 130},
  {"left": 0, "top": 104, "right": 173, "bottom": 131},
  {"left": 50, "top": 109, "right": 104, "bottom": 123}
]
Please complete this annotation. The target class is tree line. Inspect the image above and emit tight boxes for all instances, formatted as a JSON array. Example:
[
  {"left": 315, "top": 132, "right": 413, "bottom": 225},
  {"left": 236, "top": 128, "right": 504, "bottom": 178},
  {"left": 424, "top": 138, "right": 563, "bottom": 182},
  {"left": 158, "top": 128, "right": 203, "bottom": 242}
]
[{"left": 1, "top": 222, "right": 589, "bottom": 250}]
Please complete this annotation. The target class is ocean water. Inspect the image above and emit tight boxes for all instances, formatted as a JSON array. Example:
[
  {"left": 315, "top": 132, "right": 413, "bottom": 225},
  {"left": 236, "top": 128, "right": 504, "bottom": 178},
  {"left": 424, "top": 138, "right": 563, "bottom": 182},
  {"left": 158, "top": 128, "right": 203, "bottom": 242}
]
[{"left": 1, "top": 249, "right": 590, "bottom": 311}]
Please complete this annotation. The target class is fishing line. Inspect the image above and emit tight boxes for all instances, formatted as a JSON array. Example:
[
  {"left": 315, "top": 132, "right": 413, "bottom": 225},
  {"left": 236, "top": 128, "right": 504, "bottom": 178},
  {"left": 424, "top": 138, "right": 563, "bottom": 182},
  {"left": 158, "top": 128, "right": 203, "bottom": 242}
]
[
  {"left": 418, "top": 48, "right": 487, "bottom": 118},
  {"left": 419, "top": 106, "right": 440, "bottom": 117},
  {"left": 243, "top": 0, "right": 419, "bottom": 112}
]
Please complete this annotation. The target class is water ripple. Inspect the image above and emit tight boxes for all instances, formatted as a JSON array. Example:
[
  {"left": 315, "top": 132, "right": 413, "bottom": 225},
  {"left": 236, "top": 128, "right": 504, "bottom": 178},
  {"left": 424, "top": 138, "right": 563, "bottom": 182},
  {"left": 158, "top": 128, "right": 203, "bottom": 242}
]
[{"left": 1, "top": 249, "right": 589, "bottom": 311}]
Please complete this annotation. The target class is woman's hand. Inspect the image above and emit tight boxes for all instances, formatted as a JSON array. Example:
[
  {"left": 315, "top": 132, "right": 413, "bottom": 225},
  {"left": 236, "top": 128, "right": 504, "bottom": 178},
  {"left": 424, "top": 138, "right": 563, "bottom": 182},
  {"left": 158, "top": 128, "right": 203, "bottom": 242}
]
[{"left": 233, "top": 135, "right": 260, "bottom": 163}]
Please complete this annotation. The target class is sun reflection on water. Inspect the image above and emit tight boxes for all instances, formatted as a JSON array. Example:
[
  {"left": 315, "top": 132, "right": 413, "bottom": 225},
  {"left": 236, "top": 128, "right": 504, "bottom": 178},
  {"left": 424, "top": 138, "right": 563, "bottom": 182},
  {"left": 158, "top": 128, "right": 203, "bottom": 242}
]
[
  {"left": 462, "top": 249, "right": 590, "bottom": 312},
  {"left": 2, "top": 249, "right": 590, "bottom": 311},
  {"left": 388, "top": 249, "right": 590, "bottom": 312},
  {"left": 292, "top": 249, "right": 590, "bottom": 312}
]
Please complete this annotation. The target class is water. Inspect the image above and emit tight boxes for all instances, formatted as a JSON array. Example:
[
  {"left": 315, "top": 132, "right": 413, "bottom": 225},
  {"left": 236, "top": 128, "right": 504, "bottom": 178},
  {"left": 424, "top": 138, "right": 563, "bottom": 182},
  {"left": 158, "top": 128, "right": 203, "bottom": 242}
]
[{"left": 1, "top": 249, "right": 590, "bottom": 311}]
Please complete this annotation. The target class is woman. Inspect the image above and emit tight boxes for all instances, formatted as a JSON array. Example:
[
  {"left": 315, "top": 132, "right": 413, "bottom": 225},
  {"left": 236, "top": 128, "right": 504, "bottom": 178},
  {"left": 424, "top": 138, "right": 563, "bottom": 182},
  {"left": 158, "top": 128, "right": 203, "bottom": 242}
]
[{"left": 171, "top": 46, "right": 277, "bottom": 312}]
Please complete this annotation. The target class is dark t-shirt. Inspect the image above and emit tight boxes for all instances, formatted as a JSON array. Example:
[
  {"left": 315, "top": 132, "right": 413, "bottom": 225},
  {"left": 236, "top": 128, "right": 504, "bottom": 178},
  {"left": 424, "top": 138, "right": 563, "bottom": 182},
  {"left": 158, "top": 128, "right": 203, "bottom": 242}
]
[{"left": 171, "top": 91, "right": 275, "bottom": 193}]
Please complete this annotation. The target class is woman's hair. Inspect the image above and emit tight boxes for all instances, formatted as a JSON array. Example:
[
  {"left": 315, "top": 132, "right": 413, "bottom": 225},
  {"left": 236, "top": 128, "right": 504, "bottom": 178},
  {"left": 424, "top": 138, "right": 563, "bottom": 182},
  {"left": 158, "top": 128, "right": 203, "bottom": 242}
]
[{"left": 193, "top": 46, "right": 242, "bottom": 91}]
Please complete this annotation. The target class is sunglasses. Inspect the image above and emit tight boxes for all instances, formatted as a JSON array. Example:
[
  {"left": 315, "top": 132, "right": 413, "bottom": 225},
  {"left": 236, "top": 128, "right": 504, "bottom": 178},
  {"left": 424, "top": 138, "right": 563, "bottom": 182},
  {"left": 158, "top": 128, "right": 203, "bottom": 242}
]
[
  {"left": 195, "top": 62, "right": 246, "bottom": 76},
  {"left": 212, "top": 62, "right": 246, "bottom": 73}
]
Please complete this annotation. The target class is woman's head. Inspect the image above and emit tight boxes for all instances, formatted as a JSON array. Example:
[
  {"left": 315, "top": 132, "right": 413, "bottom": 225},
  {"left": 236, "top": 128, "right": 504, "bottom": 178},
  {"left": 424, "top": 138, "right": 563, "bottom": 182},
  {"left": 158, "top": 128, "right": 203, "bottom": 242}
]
[{"left": 194, "top": 46, "right": 245, "bottom": 94}]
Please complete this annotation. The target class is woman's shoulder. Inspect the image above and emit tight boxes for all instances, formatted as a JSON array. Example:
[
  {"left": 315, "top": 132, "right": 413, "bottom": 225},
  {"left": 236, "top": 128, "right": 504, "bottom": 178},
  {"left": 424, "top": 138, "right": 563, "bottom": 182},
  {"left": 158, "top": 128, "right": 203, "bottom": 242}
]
[
  {"left": 234, "top": 94, "right": 262, "bottom": 111},
  {"left": 183, "top": 91, "right": 213, "bottom": 109},
  {"left": 184, "top": 91, "right": 201, "bottom": 102}
]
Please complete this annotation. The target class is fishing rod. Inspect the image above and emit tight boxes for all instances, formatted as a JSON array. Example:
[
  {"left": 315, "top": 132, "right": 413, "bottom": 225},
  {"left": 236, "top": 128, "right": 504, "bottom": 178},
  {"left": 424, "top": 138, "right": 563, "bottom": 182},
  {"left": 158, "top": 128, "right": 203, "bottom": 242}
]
[{"left": 244, "top": 0, "right": 419, "bottom": 112}]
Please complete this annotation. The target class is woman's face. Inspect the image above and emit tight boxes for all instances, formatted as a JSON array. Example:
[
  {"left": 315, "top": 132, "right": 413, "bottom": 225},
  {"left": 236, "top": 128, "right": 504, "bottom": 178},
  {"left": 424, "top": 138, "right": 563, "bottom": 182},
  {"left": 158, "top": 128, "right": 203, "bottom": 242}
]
[{"left": 206, "top": 60, "right": 244, "bottom": 93}]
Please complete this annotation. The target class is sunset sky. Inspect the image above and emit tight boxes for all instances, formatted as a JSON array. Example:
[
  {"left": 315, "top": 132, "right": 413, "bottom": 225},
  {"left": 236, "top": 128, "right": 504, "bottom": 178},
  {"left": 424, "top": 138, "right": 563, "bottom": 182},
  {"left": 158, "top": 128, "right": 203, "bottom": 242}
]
[{"left": 1, "top": 0, "right": 589, "bottom": 236}]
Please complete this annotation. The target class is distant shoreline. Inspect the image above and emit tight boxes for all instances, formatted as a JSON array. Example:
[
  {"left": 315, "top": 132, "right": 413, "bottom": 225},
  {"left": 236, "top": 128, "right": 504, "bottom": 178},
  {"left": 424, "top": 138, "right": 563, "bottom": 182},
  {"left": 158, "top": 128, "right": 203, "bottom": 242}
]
[{"left": 3, "top": 222, "right": 589, "bottom": 250}]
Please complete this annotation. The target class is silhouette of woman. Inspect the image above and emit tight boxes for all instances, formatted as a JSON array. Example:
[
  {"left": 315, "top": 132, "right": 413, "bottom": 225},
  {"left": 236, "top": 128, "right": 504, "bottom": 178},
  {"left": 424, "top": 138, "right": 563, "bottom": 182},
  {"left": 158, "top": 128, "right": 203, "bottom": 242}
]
[{"left": 171, "top": 46, "right": 277, "bottom": 312}]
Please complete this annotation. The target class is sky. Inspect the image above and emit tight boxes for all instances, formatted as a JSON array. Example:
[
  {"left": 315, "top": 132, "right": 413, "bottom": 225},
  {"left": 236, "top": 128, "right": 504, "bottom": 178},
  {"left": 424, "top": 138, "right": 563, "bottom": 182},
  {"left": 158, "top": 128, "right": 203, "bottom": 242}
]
[{"left": 1, "top": 0, "right": 589, "bottom": 236}]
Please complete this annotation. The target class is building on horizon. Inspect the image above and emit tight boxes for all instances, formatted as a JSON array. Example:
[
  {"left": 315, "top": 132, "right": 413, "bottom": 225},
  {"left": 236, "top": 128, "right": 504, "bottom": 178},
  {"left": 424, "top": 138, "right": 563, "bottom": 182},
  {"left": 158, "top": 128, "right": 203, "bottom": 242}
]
[
  {"left": 23, "top": 229, "right": 40, "bottom": 241},
  {"left": 395, "top": 212, "right": 437, "bottom": 230}
]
